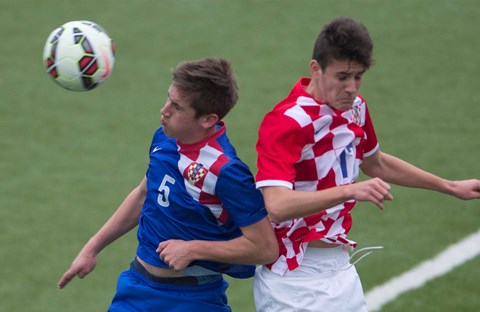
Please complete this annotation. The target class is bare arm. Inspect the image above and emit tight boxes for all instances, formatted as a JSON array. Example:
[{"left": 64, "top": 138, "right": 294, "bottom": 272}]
[
  {"left": 156, "top": 216, "right": 279, "bottom": 271},
  {"left": 261, "top": 178, "right": 393, "bottom": 223},
  {"left": 57, "top": 177, "right": 147, "bottom": 288},
  {"left": 361, "top": 150, "right": 480, "bottom": 199}
]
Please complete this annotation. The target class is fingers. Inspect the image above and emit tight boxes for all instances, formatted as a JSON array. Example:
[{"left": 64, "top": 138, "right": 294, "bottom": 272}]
[
  {"left": 158, "top": 250, "right": 174, "bottom": 270},
  {"left": 156, "top": 241, "right": 166, "bottom": 254},
  {"left": 156, "top": 241, "right": 169, "bottom": 264},
  {"left": 452, "top": 179, "right": 480, "bottom": 200},
  {"left": 57, "top": 269, "right": 76, "bottom": 289},
  {"left": 158, "top": 252, "right": 175, "bottom": 270},
  {"left": 159, "top": 251, "right": 167, "bottom": 263},
  {"left": 374, "top": 188, "right": 393, "bottom": 202},
  {"left": 384, "top": 193, "right": 394, "bottom": 201},
  {"left": 355, "top": 178, "right": 393, "bottom": 209},
  {"left": 57, "top": 261, "right": 94, "bottom": 289},
  {"left": 156, "top": 240, "right": 189, "bottom": 271},
  {"left": 374, "top": 185, "right": 393, "bottom": 209},
  {"left": 375, "top": 193, "right": 393, "bottom": 210}
]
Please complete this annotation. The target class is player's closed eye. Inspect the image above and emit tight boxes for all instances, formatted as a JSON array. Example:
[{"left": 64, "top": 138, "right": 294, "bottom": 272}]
[{"left": 173, "top": 103, "right": 183, "bottom": 111}]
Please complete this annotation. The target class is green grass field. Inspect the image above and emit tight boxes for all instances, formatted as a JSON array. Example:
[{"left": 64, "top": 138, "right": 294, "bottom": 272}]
[{"left": 1, "top": 0, "right": 479, "bottom": 311}]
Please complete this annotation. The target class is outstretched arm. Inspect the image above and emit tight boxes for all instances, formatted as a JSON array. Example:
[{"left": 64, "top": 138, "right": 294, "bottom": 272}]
[
  {"left": 260, "top": 178, "right": 393, "bottom": 223},
  {"left": 360, "top": 150, "right": 480, "bottom": 200},
  {"left": 57, "top": 177, "right": 147, "bottom": 289},
  {"left": 156, "top": 216, "right": 279, "bottom": 271}
]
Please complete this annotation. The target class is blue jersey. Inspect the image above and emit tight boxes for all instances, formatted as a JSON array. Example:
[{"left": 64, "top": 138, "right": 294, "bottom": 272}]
[{"left": 136, "top": 122, "right": 267, "bottom": 278}]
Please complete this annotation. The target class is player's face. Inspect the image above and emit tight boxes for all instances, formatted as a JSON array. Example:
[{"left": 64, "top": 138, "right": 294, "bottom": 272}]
[
  {"left": 309, "top": 59, "right": 366, "bottom": 111},
  {"left": 160, "top": 85, "right": 205, "bottom": 144}
]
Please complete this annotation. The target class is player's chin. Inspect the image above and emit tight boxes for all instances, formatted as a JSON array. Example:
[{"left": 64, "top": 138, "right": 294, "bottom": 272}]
[
  {"left": 162, "top": 127, "right": 176, "bottom": 139},
  {"left": 335, "top": 101, "right": 354, "bottom": 111}
]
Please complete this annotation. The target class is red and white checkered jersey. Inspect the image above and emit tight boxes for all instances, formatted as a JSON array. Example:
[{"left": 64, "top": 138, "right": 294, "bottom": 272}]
[
  {"left": 178, "top": 138, "right": 231, "bottom": 225},
  {"left": 256, "top": 78, "right": 379, "bottom": 275}
]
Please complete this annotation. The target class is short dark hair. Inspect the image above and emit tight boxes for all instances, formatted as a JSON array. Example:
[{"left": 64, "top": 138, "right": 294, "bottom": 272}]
[
  {"left": 171, "top": 58, "right": 239, "bottom": 120},
  {"left": 312, "top": 17, "right": 374, "bottom": 70}
]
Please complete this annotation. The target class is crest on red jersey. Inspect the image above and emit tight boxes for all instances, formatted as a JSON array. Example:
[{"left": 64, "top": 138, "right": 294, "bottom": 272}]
[
  {"left": 351, "top": 105, "right": 361, "bottom": 125},
  {"left": 186, "top": 162, "right": 208, "bottom": 186}
]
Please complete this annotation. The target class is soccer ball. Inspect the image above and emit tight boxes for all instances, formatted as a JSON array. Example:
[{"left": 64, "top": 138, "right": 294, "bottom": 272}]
[{"left": 43, "top": 20, "right": 115, "bottom": 91}]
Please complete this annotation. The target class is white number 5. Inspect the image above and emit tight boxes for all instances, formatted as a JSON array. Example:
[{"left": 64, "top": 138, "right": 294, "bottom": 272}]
[{"left": 157, "top": 174, "right": 176, "bottom": 207}]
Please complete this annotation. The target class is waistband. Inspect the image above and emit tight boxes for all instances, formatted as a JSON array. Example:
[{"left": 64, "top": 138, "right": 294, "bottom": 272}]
[{"left": 130, "top": 257, "right": 222, "bottom": 286}]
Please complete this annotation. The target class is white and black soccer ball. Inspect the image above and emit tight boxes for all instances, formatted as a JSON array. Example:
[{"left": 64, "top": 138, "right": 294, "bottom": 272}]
[{"left": 43, "top": 20, "right": 115, "bottom": 91}]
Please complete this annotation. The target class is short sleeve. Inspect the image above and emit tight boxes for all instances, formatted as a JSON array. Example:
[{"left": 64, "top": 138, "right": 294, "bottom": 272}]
[
  {"left": 362, "top": 104, "right": 379, "bottom": 157},
  {"left": 215, "top": 161, "right": 267, "bottom": 227},
  {"left": 256, "top": 111, "right": 306, "bottom": 188}
]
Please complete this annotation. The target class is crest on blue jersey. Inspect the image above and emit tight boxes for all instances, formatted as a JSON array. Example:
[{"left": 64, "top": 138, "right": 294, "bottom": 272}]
[{"left": 186, "top": 162, "right": 208, "bottom": 186}]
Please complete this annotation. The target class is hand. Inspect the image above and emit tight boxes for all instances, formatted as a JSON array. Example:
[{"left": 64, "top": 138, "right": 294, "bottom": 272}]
[
  {"left": 156, "top": 240, "right": 194, "bottom": 271},
  {"left": 448, "top": 179, "right": 480, "bottom": 200},
  {"left": 57, "top": 251, "right": 97, "bottom": 289},
  {"left": 349, "top": 177, "right": 394, "bottom": 209}
]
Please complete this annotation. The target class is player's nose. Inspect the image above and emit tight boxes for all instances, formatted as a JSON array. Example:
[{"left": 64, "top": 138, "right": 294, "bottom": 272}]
[
  {"left": 345, "top": 78, "right": 357, "bottom": 94},
  {"left": 160, "top": 102, "right": 171, "bottom": 117}
]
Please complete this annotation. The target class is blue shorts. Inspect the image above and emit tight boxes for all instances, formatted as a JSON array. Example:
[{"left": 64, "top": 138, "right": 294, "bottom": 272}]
[{"left": 108, "top": 260, "right": 231, "bottom": 312}]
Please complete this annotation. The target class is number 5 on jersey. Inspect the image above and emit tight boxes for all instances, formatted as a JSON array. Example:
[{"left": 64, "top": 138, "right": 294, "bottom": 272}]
[{"left": 157, "top": 174, "right": 175, "bottom": 207}]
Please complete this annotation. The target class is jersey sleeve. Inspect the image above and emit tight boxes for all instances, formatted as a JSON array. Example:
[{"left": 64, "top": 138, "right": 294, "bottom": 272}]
[
  {"left": 256, "top": 110, "right": 306, "bottom": 189},
  {"left": 215, "top": 161, "right": 267, "bottom": 227},
  {"left": 362, "top": 103, "right": 379, "bottom": 157}
]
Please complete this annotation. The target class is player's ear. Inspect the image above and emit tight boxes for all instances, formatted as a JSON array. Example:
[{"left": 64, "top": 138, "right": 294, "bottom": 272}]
[
  {"left": 201, "top": 114, "right": 219, "bottom": 129},
  {"left": 310, "top": 60, "right": 322, "bottom": 78}
]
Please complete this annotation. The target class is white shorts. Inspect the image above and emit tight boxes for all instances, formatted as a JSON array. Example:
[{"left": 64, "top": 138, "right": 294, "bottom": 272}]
[{"left": 253, "top": 245, "right": 368, "bottom": 312}]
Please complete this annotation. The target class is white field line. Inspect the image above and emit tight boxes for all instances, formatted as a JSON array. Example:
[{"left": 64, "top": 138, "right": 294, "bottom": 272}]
[{"left": 365, "top": 229, "right": 480, "bottom": 311}]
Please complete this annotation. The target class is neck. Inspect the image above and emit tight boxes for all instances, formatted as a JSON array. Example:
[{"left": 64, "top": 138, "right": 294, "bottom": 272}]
[
  {"left": 178, "top": 126, "right": 217, "bottom": 145},
  {"left": 305, "top": 78, "right": 324, "bottom": 102}
]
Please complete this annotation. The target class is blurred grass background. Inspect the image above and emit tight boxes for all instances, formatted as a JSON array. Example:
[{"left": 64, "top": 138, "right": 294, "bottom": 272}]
[{"left": 1, "top": 0, "right": 479, "bottom": 311}]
